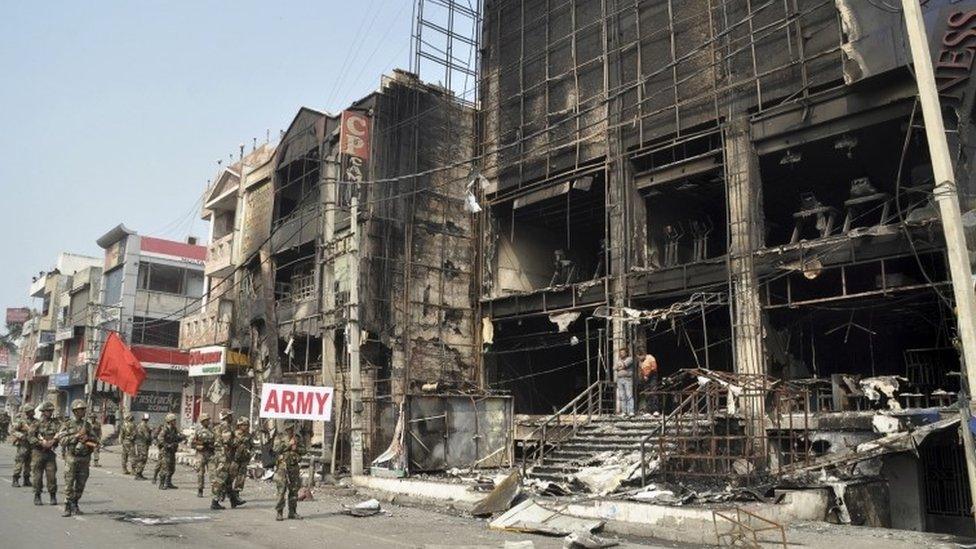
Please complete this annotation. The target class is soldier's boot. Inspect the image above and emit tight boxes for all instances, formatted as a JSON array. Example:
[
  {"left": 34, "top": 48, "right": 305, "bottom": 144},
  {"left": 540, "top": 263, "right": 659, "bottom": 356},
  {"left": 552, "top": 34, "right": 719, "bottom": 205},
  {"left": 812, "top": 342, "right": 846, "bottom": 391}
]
[
  {"left": 50, "top": 492, "right": 57, "bottom": 505},
  {"left": 230, "top": 492, "right": 246, "bottom": 508},
  {"left": 93, "top": 461, "right": 100, "bottom": 468},
  {"left": 288, "top": 503, "right": 300, "bottom": 520},
  {"left": 152, "top": 470, "right": 158, "bottom": 483},
  {"left": 197, "top": 487, "right": 204, "bottom": 498},
  {"left": 122, "top": 466, "right": 131, "bottom": 475},
  {"left": 33, "top": 493, "right": 42, "bottom": 506},
  {"left": 165, "top": 475, "right": 177, "bottom": 490},
  {"left": 62, "top": 502, "right": 73, "bottom": 518},
  {"left": 158, "top": 476, "right": 167, "bottom": 490},
  {"left": 12, "top": 477, "right": 20, "bottom": 487},
  {"left": 24, "top": 475, "right": 31, "bottom": 487},
  {"left": 210, "top": 499, "right": 225, "bottom": 510},
  {"left": 276, "top": 510, "right": 284, "bottom": 521},
  {"left": 134, "top": 472, "right": 147, "bottom": 480},
  {"left": 73, "top": 501, "right": 84, "bottom": 515}
]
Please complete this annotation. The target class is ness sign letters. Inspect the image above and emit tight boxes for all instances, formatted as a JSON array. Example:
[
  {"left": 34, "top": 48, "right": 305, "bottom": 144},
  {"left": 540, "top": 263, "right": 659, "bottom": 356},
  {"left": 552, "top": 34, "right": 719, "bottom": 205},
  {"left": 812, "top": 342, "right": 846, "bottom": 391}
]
[{"left": 260, "top": 383, "right": 334, "bottom": 422}]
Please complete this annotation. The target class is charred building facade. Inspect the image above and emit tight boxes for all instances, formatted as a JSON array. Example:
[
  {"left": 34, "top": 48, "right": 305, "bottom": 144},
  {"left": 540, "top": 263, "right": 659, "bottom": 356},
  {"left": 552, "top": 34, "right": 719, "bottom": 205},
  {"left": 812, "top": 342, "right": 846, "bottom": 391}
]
[
  {"left": 260, "top": 71, "right": 480, "bottom": 469},
  {"left": 476, "top": 0, "right": 976, "bottom": 535}
]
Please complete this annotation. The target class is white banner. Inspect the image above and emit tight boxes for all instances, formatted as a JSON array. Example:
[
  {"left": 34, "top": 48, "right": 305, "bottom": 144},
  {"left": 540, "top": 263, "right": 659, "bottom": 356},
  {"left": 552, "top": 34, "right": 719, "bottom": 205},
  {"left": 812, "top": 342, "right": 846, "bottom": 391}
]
[
  {"left": 188, "top": 346, "right": 226, "bottom": 377},
  {"left": 259, "top": 383, "right": 334, "bottom": 422}
]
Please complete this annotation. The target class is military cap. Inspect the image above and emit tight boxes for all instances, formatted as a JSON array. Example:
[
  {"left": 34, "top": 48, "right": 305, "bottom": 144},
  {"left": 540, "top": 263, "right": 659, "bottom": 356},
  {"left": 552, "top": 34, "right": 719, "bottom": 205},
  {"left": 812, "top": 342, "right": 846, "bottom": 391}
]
[
  {"left": 236, "top": 417, "right": 249, "bottom": 426},
  {"left": 39, "top": 401, "right": 55, "bottom": 412},
  {"left": 124, "top": 412, "right": 133, "bottom": 420},
  {"left": 198, "top": 413, "right": 210, "bottom": 422},
  {"left": 70, "top": 399, "right": 87, "bottom": 411},
  {"left": 283, "top": 419, "right": 296, "bottom": 430},
  {"left": 165, "top": 413, "right": 177, "bottom": 422},
  {"left": 21, "top": 404, "right": 34, "bottom": 413},
  {"left": 219, "top": 409, "right": 233, "bottom": 420}
]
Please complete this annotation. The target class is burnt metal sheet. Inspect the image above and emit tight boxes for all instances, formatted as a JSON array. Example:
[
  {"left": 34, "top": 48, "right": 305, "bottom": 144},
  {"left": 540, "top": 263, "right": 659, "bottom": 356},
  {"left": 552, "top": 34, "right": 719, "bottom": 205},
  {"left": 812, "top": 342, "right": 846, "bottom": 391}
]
[{"left": 406, "top": 394, "right": 513, "bottom": 472}]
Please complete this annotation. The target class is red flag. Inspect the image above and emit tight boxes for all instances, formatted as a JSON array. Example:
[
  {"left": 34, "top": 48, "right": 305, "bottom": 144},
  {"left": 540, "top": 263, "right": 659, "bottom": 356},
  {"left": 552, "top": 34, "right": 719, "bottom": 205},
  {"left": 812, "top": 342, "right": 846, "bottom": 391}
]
[{"left": 95, "top": 332, "right": 146, "bottom": 396}]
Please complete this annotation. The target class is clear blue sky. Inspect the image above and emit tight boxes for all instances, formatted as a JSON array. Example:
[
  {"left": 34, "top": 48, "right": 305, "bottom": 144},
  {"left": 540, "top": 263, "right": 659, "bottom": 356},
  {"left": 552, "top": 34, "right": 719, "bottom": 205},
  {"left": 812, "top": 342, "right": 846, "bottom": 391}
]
[{"left": 0, "top": 0, "right": 414, "bottom": 317}]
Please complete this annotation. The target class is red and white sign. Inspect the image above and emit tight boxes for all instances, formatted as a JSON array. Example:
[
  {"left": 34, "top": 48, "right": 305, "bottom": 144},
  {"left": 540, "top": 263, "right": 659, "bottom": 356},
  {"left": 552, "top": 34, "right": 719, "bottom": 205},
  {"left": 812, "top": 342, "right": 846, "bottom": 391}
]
[
  {"left": 188, "top": 345, "right": 226, "bottom": 377},
  {"left": 340, "top": 110, "right": 371, "bottom": 159},
  {"left": 140, "top": 236, "right": 207, "bottom": 265},
  {"left": 259, "top": 383, "right": 334, "bottom": 422},
  {"left": 131, "top": 346, "right": 190, "bottom": 371}
]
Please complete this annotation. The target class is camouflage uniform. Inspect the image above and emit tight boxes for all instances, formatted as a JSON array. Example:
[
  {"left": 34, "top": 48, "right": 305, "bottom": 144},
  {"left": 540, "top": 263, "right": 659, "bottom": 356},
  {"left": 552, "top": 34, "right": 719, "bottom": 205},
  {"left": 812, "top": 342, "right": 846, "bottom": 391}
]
[
  {"left": 193, "top": 415, "right": 215, "bottom": 497},
  {"left": 11, "top": 406, "right": 35, "bottom": 487},
  {"left": 156, "top": 414, "right": 184, "bottom": 489},
  {"left": 232, "top": 418, "right": 253, "bottom": 495},
  {"left": 131, "top": 417, "right": 152, "bottom": 479},
  {"left": 151, "top": 424, "right": 164, "bottom": 482},
  {"left": 118, "top": 415, "right": 135, "bottom": 474},
  {"left": 28, "top": 403, "right": 60, "bottom": 504},
  {"left": 87, "top": 412, "right": 102, "bottom": 466},
  {"left": 0, "top": 410, "right": 10, "bottom": 440},
  {"left": 59, "top": 400, "right": 97, "bottom": 517},
  {"left": 210, "top": 412, "right": 237, "bottom": 510},
  {"left": 274, "top": 422, "right": 306, "bottom": 520}
]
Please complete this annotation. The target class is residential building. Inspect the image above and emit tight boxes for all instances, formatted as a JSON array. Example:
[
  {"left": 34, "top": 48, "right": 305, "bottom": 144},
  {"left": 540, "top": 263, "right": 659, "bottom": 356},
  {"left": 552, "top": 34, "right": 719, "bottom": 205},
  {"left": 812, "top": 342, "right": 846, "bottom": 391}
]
[
  {"left": 179, "top": 143, "right": 276, "bottom": 423},
  {"left": 16, "top": 253, "right": 101, "bottom": 406},
  {"left": 51, "top": 265, "right": 102, "bottom": 412},
  {"left": 94, "top": 225, "right": 206, "bottom": 425}
]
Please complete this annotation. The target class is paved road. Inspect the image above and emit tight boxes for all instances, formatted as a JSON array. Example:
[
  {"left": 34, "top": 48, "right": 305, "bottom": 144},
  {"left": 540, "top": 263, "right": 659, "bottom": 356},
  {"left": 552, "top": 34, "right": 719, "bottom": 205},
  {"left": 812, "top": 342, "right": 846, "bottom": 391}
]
[{"left": 0, "top": 443, "right": 673, "bottom": 548}]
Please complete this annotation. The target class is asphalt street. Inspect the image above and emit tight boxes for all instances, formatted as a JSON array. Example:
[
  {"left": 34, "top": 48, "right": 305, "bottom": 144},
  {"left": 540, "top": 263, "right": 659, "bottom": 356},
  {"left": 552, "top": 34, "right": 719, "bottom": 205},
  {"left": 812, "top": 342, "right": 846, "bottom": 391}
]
[{"left": 0, "top": 443, "right": 675, "bottom": 549}]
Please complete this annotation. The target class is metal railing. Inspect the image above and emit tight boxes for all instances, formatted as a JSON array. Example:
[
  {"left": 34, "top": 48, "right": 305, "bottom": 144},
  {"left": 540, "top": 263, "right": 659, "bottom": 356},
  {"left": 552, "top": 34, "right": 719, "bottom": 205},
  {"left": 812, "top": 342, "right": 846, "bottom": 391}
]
[
  {"left": 519, "top": 379, "right": 613, "bottom": 475},
  {"left": 638, "top": 390, "right": 699, "bottom": 486}
]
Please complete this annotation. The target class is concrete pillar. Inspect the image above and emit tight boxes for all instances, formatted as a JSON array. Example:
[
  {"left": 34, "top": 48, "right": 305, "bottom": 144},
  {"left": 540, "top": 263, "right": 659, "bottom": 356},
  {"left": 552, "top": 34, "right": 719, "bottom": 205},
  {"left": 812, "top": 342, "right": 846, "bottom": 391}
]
[{"left": 724, "top": 116, "right": 767, "bottom": 451}]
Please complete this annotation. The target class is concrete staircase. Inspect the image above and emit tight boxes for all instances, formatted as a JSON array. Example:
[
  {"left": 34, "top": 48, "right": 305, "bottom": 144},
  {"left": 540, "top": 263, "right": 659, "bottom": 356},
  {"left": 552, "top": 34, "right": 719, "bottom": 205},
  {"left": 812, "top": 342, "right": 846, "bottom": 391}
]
[{"left": 527, "top": 415, "right": 715, "bottom": 485}]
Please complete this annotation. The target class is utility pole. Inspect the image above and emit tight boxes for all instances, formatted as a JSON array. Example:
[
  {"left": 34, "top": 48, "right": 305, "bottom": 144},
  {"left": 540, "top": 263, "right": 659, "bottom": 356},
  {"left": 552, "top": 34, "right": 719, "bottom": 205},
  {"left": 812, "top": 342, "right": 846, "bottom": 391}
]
[
  {"left": 348, "top": 181, "right": 364, "bottom": 476},
  {"left": 321, "top": 156, "right": 338, "bottom": 470},
  {"left": 901, "top": 0, "right": 976, "bottom": 528}
]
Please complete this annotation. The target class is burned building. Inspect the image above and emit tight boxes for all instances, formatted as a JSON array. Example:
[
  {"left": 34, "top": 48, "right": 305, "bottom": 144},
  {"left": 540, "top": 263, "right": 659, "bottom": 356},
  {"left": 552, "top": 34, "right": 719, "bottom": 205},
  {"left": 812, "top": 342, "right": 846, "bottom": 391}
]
[
  {"left": 265, "top": 71, "right": 481, "bottom": 470},
  {"left": 476, "top": 0, "right": 976, "bottom": 536}
]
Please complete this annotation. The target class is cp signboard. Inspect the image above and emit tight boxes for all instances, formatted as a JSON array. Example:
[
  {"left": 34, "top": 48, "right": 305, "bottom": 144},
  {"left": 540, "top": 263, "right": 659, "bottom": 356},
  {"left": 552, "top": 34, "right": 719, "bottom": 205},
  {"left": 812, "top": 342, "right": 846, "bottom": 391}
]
[
  {"left": 259, "top": 383, "right": 334, "bottom": 422},
  {"left": 188, "top": 345, "right": 226, "bottom": 377}
]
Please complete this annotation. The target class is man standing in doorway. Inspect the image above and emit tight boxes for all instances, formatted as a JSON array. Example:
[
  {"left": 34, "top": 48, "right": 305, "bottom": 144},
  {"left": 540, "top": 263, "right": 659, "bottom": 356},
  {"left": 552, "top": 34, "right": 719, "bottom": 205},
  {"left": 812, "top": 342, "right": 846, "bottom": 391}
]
[
  {"left": 639, "top": 353, "right": 659, "bottom": 413},
  {"left": 614, "top": 348, "right": 635, "bottom": 415}
]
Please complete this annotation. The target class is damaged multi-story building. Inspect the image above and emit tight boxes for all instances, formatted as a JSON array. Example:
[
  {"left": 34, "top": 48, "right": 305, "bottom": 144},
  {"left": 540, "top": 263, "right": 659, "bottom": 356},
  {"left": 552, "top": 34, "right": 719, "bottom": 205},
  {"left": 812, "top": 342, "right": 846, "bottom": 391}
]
[
  {"left": 216, "top": 70, "right": 503, "bottom": 474},
  {"left": 474, "top": 0, "right": 976, "bottom": 537}
]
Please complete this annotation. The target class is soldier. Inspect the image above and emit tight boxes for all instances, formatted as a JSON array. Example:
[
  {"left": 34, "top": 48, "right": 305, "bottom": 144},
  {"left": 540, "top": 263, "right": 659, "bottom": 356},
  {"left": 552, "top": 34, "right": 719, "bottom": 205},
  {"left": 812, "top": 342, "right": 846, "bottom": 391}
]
[
  {"left": 156, "top": 413, "right": 184, "bottom": 490},
  {"left": 150, "top": 421, "right": 164, "bottom": 482},
  {"left": 118, "top": 412, "right": 135, "bottom": 474},
  {"left": 230, "top": 417, "right": 252, "bottom": 506},
  {"left": 11, "top": 404, "right": 35, "bottom": 487},
  {"left": 210, "top": 409, "right": 239, "bottom": 510},
  {"left": 28, "top": 401, "right": 60, "bottom": 506},
  {"left": 273, "top": 420, "right": 306, "bottom": 521},
  {"left": 0, "top": 407, "right": 11, "bottom": 440},
  {"left": 59, "top": 399, "right": 98, "bottom": 517},
  {"left": 131, "top": 413, "right": 152, "bottom": 480},
  {"left": 87, "top": 410, "right": 102, "bottom": 467},
  {"left": 193, "top": 413, "right": 215, "bottom": 498}
]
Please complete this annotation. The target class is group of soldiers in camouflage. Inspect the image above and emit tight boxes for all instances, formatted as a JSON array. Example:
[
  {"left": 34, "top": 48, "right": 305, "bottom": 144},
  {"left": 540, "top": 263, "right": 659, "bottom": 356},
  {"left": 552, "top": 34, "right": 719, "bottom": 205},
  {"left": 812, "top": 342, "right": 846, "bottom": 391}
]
[
  {"left": 8, "top": 400, "right": 100, "bottom": 517},
  {"left": 8, "top": 402, "right": 309, "bottom": 522}
]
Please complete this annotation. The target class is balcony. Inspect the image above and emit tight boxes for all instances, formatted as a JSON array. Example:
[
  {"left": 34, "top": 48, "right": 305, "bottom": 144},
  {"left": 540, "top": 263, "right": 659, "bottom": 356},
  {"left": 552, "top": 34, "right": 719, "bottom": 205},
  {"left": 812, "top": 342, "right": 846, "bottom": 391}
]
[
  {"left": 205, "top": 233, "right": 234, "bottom": 277},
  {"left": 179, "top": 298, "right": 234, "bottom": 349}
]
